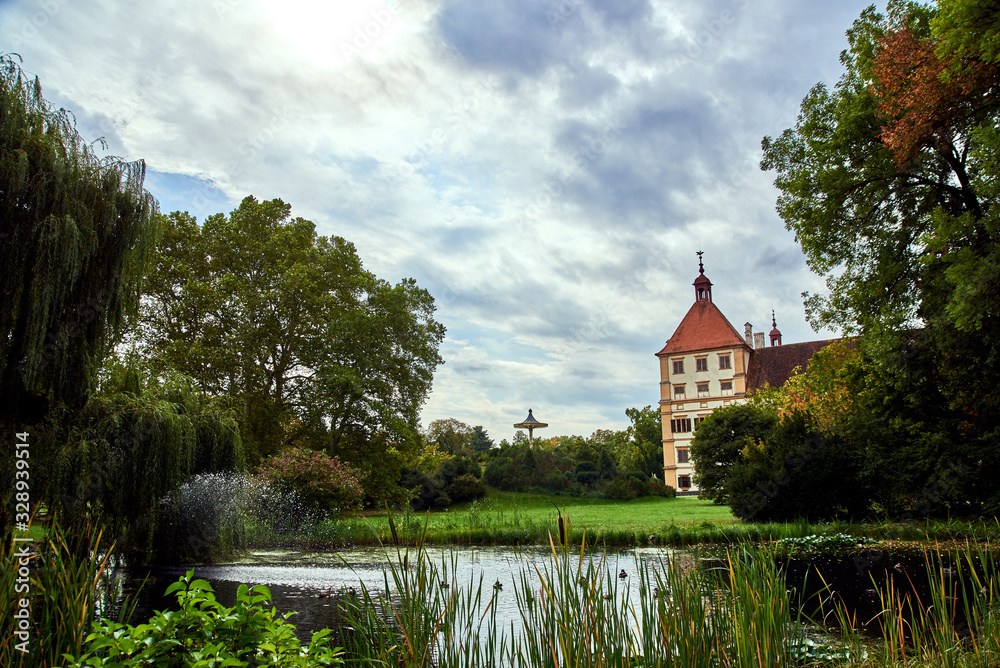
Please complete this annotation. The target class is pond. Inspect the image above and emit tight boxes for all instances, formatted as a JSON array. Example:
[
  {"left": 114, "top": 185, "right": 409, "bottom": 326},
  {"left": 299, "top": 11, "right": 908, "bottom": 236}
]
[
  {"left": 111, "top": 545, "right": 686, "bottom": 643},
  {"left": 107, "top": 542, "right": 984, "bottom": 656}
]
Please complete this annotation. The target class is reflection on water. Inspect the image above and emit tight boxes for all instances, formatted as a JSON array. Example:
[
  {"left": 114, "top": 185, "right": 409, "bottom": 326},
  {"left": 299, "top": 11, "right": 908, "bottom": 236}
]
[{"left": 115, "top": 546, "right": 684, "bottom": 642}]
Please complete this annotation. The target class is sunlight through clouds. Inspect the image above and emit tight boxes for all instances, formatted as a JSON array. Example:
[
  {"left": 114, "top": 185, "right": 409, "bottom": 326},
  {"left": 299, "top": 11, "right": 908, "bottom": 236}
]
[{"left": 0, "top": 0, "right": 878, "bottom": 441}]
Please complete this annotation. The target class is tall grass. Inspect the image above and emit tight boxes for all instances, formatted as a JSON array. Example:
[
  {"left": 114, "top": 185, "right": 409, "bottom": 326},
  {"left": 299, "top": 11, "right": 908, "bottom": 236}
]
[
  {"left": 334, "top": 536, "right": 1000, "bottom": 667},
  {"left": 859, "top": 543, "right": 1000, "bottom": 667},
  {"left": 1, "top": 522, "right": 115, "bottom": 668},
  {"left": 337, "top": 535, "right": 809, "bottom": 667}
]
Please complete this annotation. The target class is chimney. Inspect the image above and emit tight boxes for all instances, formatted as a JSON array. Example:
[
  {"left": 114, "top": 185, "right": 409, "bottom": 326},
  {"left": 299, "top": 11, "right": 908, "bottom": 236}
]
[
  {"left": 744, "top": 322, "right": 753, "bottom": 347},
  {"left": 754, "top": 332, "right": 765, "bottom": 349}
]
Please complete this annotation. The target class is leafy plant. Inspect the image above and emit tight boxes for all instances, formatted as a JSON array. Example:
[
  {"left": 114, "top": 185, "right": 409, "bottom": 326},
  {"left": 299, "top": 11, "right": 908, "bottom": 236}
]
[
  {"left": 774, "top": 532, "right": 877, "bottom": 555},
  {"left": 1, "top": 521, "right": 117, "bottom": 668},
  {"left": 67, "top": 570, "right": 343, "bottom": 667}
]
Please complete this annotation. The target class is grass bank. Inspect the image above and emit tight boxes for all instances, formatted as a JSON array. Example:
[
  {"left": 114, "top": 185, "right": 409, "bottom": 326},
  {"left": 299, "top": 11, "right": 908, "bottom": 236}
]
[{"left": 248, "top": 488, "right": 1000, "bottom": 550}]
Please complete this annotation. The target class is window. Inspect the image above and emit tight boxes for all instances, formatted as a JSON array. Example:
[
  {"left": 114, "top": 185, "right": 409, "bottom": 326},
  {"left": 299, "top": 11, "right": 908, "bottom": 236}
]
[
  {"left": 670, "top": 417, "right": 692, "bottom": 433},
  {"left": 678, "top": 475, "right": 691, "bottom": 488},
  {"left": 720, "top": 380, "right": 733, "bottom": 396},
  {"left": 672, "top": 359, "right": 684, "bottom": 374},
  {"left": 677, "top": 448, "right": 689, "bottom": 463},
  {"left": 718, "top": 354, "right": 732, "bottom": 370},
  {"left": 673, "top": 384, "right": 686, "bottom": 397},
  {"left": 697, "top": 382, "right": 709, "bottom": 398},
  {"left": 693, "top": 416, "right": 706, "bottom": 430},
  {"left": 695, "top": 357, "right": 708, "bottom": 372}
]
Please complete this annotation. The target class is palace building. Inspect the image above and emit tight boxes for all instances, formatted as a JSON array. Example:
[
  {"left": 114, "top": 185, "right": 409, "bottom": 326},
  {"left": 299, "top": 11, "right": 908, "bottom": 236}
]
[{"left": 656, "top": 255, "right": 836, "bottom": 494}]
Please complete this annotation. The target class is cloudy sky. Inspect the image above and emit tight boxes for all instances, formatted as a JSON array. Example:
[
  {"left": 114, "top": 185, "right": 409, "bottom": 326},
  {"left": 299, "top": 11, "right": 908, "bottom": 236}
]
[{"left": 2, "top": 0, "right": 880, "bottom": 443}]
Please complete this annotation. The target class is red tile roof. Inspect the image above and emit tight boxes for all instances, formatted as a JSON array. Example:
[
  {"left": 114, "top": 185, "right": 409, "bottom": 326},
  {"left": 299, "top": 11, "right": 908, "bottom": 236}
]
[
  {"left": 745, "top": 339, "right": 839, "bottom": 392},
  {"left": 656, "top": 301, "right": 750, "bottom": 356}
]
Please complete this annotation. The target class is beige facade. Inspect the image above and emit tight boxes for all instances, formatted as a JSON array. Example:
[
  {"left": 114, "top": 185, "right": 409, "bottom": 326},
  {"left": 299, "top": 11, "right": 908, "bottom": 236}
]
[
  {"left": 655, "top": 259, "right": 751, "bottom": 494},
  {"left": 658, "top": 346, "right": 751, "bottom": 492}
]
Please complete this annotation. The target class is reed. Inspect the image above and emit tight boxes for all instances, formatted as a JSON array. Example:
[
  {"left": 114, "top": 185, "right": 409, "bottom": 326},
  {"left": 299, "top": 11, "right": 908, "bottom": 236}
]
[
  {"left": 338, "top": 537, "right": 816, "bottom": 667},
  {"left": 855, "top": 542, "right": 1000, "bottom": 668},
  {"left": 1, "top": 521, "right": 114, "bottom": 668}
]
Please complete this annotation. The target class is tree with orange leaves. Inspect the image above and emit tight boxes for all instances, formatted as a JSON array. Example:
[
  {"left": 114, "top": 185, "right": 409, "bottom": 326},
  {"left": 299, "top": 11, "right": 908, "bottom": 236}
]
[{"left": 762, "top": 0, "right": 1000, "bottom": 514}]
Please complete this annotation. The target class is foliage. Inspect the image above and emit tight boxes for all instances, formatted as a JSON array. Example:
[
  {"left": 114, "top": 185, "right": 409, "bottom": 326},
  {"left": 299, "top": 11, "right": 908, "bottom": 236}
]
[
  {"left": 933, "top": 0, "right": 1000, "bottom": 66},
  {"left": 760, "top": 0, "right": 1000, "bottom": 516},
  {"left": 410, "top": 441, "right": 452, "bottom": 474},
  {"left": 30, "top": 375, "right": 245, "bottom": 560},
  {"left": 617, "top": 406, "right": 664, "bottom": 479},
  {"left": 0, "top": 54, "right": 158, "bottom": 423},
  {"left": 469, "top": 425, "right": 495, "bottom": 453},
  {"left": 446, "top": 474, "right": 487, "bottom": 504},
  {"left": 773, "top": 532, "right": 877, "bottom": 556},
  {"left": 401, "top": 452, "right": 483, "bottom": 510},
  {"left": 259, "top": 446, "right": 363, "bottom": 515},
  {"left": 1, "top": 522, "right": 116, "bottom": 668},
  {"left": 763, "top": 340, "right": 862, "bottom": 435},
  {"left": 0, "top": 53, "right": 159, "bottom": 538},
  {"left": 689, "top": 402, "right": 777, "bottom": 504},
  {"left": 760, "top": 0, "right": 998, "bottom": 337},
  {"left": 726, "top": 412, "right": 870, "bottom": 522},
  {"left": 425, "top": 417, "right": 474, "bottom": 455},
  {"left": 67, "top": 570, "right": 343, "bottom": 667},
  {"left": 137, "top": 199, "right": 445, "bottom": 471}
]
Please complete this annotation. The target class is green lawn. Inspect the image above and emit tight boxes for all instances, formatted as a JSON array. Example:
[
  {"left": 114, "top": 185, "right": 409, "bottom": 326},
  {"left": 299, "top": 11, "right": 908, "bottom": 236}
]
[
  {"left": 448, "top": 490, "right": 737, "bottom": 533},
  {"left": 333, "top": 489, "right": 738, "bottom": 547}
]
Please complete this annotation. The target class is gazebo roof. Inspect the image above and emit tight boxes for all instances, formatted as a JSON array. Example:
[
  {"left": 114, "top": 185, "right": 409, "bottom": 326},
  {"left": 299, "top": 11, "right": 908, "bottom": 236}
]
[{"left": 514, "top": 408, "right": 548, "bottom": 429}]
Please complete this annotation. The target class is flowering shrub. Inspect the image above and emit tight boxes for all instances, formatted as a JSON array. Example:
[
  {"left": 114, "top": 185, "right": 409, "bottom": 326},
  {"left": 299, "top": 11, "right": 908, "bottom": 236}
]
[{"left": 259, "top": 447, "right": 364, "bottom": 514}]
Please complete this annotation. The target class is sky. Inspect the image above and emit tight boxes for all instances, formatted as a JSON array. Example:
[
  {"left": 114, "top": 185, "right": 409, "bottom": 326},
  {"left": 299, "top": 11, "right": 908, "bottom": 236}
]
[{"left": 1, "top": 0, "right": 882, "bottom": 444}]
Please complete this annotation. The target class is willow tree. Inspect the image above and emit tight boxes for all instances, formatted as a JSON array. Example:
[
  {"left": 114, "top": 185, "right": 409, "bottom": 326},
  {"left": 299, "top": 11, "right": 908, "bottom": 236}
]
[
  {"left": 0, "top": 56, "right": 251, "bottom": 556},
  {"left": 0, "top": 54, "right": 159, "bottom": 424}
]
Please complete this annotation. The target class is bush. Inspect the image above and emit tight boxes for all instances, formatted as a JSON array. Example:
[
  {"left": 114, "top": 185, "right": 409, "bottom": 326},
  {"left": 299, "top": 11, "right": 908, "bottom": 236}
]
[
  {"left": 726, "top": 413, "right": 869, "bottom": 522},
  {"left": 67, "top": 571, "right": 343, "bottom": 667},
  {"left": 647, "top": 477, "right": 676, "bottom": 498},
  {"left": 433, "top": 489, "right": 452, "bottom": 509},
  {"left": 439, "top": 454, "right": 482, "bottom": 481},
  {"left": 399, "top": 468, "right": 447, "bottom": 511},
  {"left": 537, "top": 471, "right": 570, "bottom": 493},
  {"left": 259, "top": 447, "right": 363, "bottom": 515},
  {"left": 603, "top": 476, "right": 639, "bottom": 501},
  {"left": 448, "top": 474, "right": 487, "bottom": 503}
]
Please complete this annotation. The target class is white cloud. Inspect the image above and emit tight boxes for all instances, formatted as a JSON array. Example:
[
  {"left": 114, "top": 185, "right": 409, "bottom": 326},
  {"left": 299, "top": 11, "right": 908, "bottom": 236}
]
[{"left": 0, "top": 0, "right": 878, "bottom": 442}]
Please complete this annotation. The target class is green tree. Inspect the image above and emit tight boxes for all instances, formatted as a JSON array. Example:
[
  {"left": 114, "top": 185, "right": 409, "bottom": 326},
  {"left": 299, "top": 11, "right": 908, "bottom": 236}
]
[
  {"left": 42, "top": 368, "right": 245, "bottom": 559},
  {"left": 425, "top": 418, "right": 474, "bottom": 455},
  {"left": 726, "top": 412, "right": 869, "bottom": 522},
  {"left": 619, "top": 406, "right": 664, "bottom": 478},
  {"left": 0, "top": 54, "right": 170, "bottom": 547},
  {"left": 761, "top": 0, "right": 999, "bottom": 337},
  {"left": 469, "top": 425, "right": 494, "bottom": 453},
  {"left": 689, "top": 402, "right": 778, "bottom": 505},
  {"left": 761, "top": 0, "right": 1000, "bottom": 512},
  {"left": 138, "top": 198, "right": 445, "bottom": 473}
]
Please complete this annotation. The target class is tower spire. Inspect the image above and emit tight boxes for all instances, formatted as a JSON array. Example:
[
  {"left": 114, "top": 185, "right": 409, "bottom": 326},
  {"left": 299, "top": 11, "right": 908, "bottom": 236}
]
[{"left": 693, "top": 251, "right": 712, "bottom": 302}]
